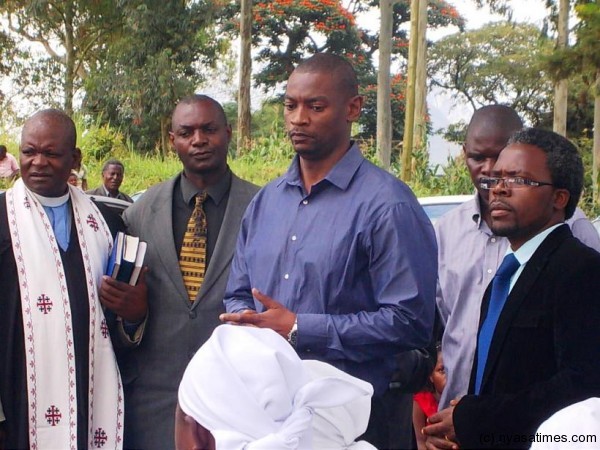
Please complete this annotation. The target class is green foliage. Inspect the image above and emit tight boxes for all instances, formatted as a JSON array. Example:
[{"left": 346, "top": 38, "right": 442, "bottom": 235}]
[
  {"left": 78, "top": 121, "right": 129, "bottom": 162},
  {"left": 1, "top": 0, "right": 124, "bottom": 114},
  {"left": 360, "top": 74, "right": 408, "bottom": 140},
  {"left": 83, "top": 0, "right": 223, "bottom": 154},
  {"left": 438, "top": 121, "right": 468, "bottom": 144},
  {"left": 574, "top": 136, "right": 600, "bottom": 218},
  {"left": 429, "top": 22, "right": 554, "bottom": 125},
  {"left": 543, "top": 1, "right": 600, "bottom": 136}
]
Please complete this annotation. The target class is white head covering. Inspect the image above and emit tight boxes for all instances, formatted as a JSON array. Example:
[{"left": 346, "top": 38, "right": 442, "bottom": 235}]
[
  {"left": 530, "top": 398, "right": 600, "bottom": 449},
  {"left": 178, "top": 325, "right": 375, "bottom": 450}
]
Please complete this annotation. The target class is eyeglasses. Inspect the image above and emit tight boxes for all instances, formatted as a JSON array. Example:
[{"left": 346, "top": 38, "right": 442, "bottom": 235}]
[{"left": 479, "top": 176, "right": 554, "bottom": 190}]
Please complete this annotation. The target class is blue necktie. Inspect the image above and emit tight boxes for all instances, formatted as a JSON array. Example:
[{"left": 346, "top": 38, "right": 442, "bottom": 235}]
[{"left": 475, "top": 253, "right": 520, "bottom": 394}]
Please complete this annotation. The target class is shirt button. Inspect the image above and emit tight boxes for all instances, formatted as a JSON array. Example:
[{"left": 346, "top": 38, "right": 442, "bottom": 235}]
[
  {"left": 284, "top": 273, "right": 289, "bottom": 280},
  {"left": 291, "top": 235, "right": 297, "bottom": 241},
  {"left": 491, "top": 237, "right": 496, "bottom": 243},
  {"left": 302, "top": 200, "right": 308, "bottom": 205},
  {"left": 487, "top": 269, "right": 493, "bottom": 274}
]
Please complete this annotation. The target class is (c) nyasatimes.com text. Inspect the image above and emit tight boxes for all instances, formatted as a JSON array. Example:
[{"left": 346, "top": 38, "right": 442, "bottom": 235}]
[{"left": 479, "top": 433, "right": 597, "bottom": 446}]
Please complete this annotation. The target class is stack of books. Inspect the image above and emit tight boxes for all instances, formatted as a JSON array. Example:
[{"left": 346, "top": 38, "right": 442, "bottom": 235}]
[{"left": 106, "top": 232, "right": 147, "bottom": 286}]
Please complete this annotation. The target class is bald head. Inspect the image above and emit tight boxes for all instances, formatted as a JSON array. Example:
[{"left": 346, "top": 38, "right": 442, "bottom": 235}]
[
  {"left": 19, "top": 109, "right": 79, "bottom": 197},
  {"left": 172, "top": 94, "right": 227, "bottom": 128},
  {"left": 22, "top": 109, "right": 77, "bottom": 149},
  {"left": 463, "top": 105, "right": 523, "bottom": 206},
  {"left": 466, "top": 105, "right": 523, "bottom": 142},
  {"left": 293, "top": 53, "right": 358, "bottom": 99}
]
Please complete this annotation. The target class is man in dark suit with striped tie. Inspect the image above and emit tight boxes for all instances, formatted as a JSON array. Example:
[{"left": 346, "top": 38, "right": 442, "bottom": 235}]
[{"left": 423, "top": 128, "right": 600, "bottom": 449}]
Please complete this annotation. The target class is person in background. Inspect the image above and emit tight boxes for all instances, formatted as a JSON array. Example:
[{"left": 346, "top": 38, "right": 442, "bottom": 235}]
[
  {"left": 0, "top": 144, "right": 19, "bottom": 181},
  {"left": 176, "top": 325, "right": 375, "bottom": 450},
  {"left": 72, "top": 147, "right": 88, "bottom": 190},
  {"left": 68, "top": 170, "right": 79, "bottom": 187},
  {"left": 220, "top": 53, "right": 437, "bottom": 449},
  {"left": 0, "top": 109, "right": 147, "bottom": 449},
  {"left": 435, "top": 105, "right": 600, "bottom": 411},
  {"left": 412, "top": 343, "right": 445, "bottom": 450},
  {"left": 121, "top": 94, "right": 259, "bottom": 450},
  {"left": 87, "top": 158, "right": 133, "bottom": 202},
  {"left": 424, "top": 128, "right": 600, "bottom": 449}
]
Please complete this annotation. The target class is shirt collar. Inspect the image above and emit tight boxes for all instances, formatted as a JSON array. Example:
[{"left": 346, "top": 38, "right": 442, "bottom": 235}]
[
  {"left": 180, "top": 167, "right": 232, "bottom": 206},
  {"left": 33, "top": 190, "right": 70, "bottom": 207},
  {"left": 510, "top": 223, "right": 564, "bottom": 265},
  {"left": 103, "top": 186, "right": 113, "bottom": 197},
  {"left": 279, "top": 142, "right": 364, "bottom": 192}
]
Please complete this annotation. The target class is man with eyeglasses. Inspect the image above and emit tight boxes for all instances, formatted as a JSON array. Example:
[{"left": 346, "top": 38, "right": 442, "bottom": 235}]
[
  {"left": 434, "top": 106, "right": 600, "bottom": 417},
  {"left": 423, "top": 127, "right": 600, "bottom": 449}
]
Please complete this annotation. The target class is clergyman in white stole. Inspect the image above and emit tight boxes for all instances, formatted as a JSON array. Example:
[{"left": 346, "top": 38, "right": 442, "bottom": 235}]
[{"left": 7, "top": 178, "right": 124, "bottom": 449}]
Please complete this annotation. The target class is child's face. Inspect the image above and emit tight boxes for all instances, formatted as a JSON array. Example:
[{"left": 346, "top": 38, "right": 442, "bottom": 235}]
[
  {"left": 430, "top": 352, "right": 446, "bottom": 395},
  {"left": 68, "top": 175, "right": 78, "bottom": 186}
]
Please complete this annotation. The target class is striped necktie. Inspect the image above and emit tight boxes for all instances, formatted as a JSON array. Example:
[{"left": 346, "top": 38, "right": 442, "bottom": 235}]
[{"left": 179, "top": 192, "right": 208, "bottom": 302}]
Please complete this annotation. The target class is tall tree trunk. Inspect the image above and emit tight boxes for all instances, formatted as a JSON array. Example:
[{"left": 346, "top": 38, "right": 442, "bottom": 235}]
[
  {"left": 413, "top": 0, "right": 427, "bottom": 153},
  {"left": 237, "top": 0, "right": 252, "bottom": 155},
  {"left": 64, "top": 3, "right": 75, "bottom": 116},
  {"left": 553, "top": 0, "right": 569, "bottom": 136},
  {"left": 593, "top": 71, "right": 600, "bottom": 206},
  {"left": 401, "top": 0, "right": 421, "bottom": 181},
  {"left": 160, "top": 116, "right": 169, "bottom": 158},
  {"left": 376, "top": 0, "right": 393, "bottom": 170}
]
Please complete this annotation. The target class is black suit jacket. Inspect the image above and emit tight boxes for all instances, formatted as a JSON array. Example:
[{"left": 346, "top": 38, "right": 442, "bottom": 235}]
[{"left": 453, "top": 225, "right": 600, "bottom": 449}]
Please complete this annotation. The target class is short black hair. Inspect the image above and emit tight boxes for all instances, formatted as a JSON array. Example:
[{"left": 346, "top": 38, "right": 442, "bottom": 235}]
[
  {"left": 102, "top": 158, "right": 125, "bottom": 173},
  {"left": 294, "top": 53, "right": 358, "bottom": 98},
  {"left": 508, "top": 128, "right": 583, "bottom": 220},
  {"left": 172, "top": 94, "right": 227, "bottom": 128},
  {"left": 0, "top": 145, "right": 7, "bottom": 153}
]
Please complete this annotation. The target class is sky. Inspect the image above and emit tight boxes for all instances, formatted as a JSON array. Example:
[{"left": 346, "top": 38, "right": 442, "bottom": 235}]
[
  {"left": 2, "top": 0, "right": 552, "bottom": 162},
  {"left": 425, "top": 0, "right": 549, "bottom": 166}
]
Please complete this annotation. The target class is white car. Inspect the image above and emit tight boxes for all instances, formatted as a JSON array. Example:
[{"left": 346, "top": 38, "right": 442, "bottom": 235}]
[
  {"left": 418, "top": 194, "right": 473, "bottom": 224},
  {"left": 87, "top": 194, "right": 132, "bottom": 216}
]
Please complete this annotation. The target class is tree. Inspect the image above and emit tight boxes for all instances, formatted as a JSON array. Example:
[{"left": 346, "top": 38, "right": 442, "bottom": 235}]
[
  {"left": 377, "top": 0, "right": 393, "bottom": 169},
  {"left": 219, "top": 0, "right": 463, "bottom": 143},
  {"left": 428, "top": 22, "right": 555, "bottom": 125},
  {"left": 0, "top": 30, "right": 18, "bottom": 122},
  {"left": 547, "top": 1, "right": 600, "bottom": 203},
  {"left": 83, "top": 0, "right": 223, "bottom": 155},
  {"left": 238, "top": 0, "right": 253, "bottom": 154},
  {"left": 2, "top": 0, "right": 123, "bottom": 115}
]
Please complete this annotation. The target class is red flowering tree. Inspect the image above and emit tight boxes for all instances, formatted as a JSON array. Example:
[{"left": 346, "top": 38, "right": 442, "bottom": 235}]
[{"left": 220, "top": 0, "right": 464, "bottom": 139}]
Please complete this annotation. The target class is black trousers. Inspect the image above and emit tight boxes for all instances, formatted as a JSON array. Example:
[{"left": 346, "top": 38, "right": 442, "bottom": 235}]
[{"left": 361, "top": 390, "right": 416, "bottom": 450}]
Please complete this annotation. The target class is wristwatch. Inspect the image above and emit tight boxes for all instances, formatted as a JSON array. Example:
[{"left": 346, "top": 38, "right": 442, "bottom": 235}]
[{"left": 287, "top": 318, "right": 298, "bottom": 347}]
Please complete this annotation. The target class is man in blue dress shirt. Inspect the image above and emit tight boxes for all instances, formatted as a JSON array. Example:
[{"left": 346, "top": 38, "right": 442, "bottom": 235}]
[{"left": 221, "top": 53, "right": 437, "bottom": 447}]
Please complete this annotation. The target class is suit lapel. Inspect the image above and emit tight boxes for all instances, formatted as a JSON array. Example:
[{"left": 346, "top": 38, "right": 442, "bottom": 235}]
[
  {"left": 479, "top": 225, "right": 571, "bottom": 392},
  {"left": 192, "top": 175, "right": 251, "bottom": 309},
  {"left": 149, "top": 176, "right": 191, "bottom": 303}
]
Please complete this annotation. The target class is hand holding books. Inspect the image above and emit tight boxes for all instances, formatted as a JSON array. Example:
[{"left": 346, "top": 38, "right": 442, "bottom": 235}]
[
  {"left": 100, "top": 231, "right": 149, "bottom": 324},
  {"left": 106, "top": 232, "right": 148, "bottom": 286}
]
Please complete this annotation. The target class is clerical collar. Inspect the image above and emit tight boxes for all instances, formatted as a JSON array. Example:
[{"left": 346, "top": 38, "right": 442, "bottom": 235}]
[{"left": 32, "top": 190, "right": 70, "bottom": 207}]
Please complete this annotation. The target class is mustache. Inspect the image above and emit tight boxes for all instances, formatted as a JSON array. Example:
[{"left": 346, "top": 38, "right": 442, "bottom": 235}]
[
  {"left": 489, "top": 200, "right": 513, "bottom": 212},
  {"left": 288, "top": 130, "right": 312, "bottom": 139}
]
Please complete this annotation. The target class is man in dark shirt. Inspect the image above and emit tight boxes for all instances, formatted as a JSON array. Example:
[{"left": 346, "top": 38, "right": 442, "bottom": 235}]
[{"left": 121, "top": 94, "right": 258, "bottom": 450}]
